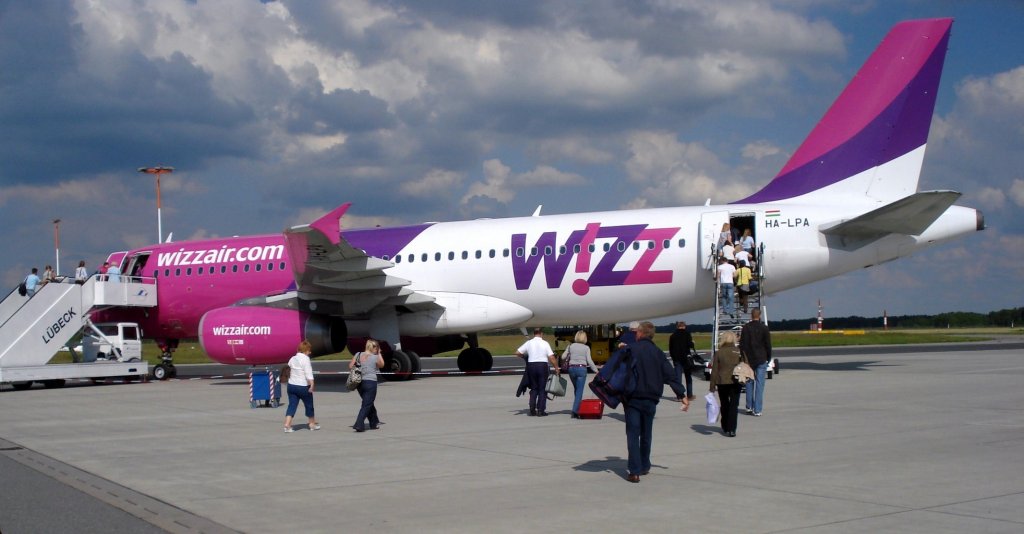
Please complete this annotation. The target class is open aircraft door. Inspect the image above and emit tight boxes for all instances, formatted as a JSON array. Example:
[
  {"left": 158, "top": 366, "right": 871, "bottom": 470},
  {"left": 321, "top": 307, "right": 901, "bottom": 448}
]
[{"left": 700, "top": 211, "right": 730, "bottom": 270}]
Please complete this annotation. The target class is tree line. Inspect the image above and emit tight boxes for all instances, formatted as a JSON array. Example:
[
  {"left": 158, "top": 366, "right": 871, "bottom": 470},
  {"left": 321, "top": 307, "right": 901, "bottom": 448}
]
[{"left": 670, "top": 307, "right": 1023, "bottom": 333}]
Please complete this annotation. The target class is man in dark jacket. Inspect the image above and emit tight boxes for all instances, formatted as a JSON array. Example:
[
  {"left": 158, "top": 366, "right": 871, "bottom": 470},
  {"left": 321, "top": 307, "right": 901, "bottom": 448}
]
[
  {"left": 668, "top": 321, "right": 696, "bottom": 401},
  {"left": 623, "top": 321, "right": 689, "bottom": 483},
  {"left": 739, "top": 308, "right": 772, "bottom": 416}
]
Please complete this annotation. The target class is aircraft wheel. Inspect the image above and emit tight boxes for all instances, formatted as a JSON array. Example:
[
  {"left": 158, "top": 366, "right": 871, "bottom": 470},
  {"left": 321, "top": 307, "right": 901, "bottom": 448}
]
[
  {"left": 388, "top": 350, "right": 413, "bottom": 381},
  {"left": 168, "top": 366, "right": 178, "bottom": 378},
  {"left": 42, "top": 379, "right": 67, "bottom": 389},
  {"left": 406, "top": 351, "right": 422, "bottom": 375},
  {"left": 773, "top": 358, "right": 780, "bottom": 375},
  {"left": 152, "top": 364, "right": 169, "bottom": 381},
  {"left": 11, "top": 381, "right": 33, "bottom": 391},
  {"left": 767, "top": 369, "right": 773, "bottom": 379},
  {"left": 477, "top": 348, "right": 493, "bottom": 372}
]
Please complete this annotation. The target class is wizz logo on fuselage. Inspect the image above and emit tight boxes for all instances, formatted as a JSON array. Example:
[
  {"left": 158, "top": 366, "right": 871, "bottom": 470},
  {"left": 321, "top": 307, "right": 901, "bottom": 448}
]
[{"left": 511, "top": 223, "right": 679, "bottom": 295}]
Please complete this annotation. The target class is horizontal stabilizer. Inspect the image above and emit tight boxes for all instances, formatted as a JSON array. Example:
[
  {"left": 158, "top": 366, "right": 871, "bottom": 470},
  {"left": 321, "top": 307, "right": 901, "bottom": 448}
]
[{"left": 822, "top": 190, "right": 961, "bottom": 239}]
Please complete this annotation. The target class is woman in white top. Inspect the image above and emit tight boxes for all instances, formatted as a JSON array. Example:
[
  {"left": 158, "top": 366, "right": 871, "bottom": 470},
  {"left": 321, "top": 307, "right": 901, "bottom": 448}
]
[
  {"left": 563, "top": 330, "right": 600, "bottom": 418},
  {"left": 350, "top": 339, "right": 386, "bottom": 432},
  {"left": 283, "top": 340, "right": 318, "bottom": 432},
  {"left": 74, "top": 260, "right": 88, "bottom": 285}
]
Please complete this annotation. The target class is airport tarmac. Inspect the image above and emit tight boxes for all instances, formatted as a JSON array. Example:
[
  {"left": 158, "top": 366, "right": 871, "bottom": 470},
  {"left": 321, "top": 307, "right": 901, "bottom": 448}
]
[{"left": 2, "top": 342, "right": 1023, "bottom": 533}]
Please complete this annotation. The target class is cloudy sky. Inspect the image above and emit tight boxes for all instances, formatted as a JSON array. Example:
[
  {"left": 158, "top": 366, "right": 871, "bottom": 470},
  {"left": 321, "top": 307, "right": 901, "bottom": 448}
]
[{"left": 1, "top": 1, "right": 1021, "bottom": 323}]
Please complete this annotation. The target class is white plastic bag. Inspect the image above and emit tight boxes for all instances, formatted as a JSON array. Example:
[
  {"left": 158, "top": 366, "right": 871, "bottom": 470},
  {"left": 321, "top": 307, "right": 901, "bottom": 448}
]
[{"left": 705, "top": 392, "right": 721, "bottom": 424}]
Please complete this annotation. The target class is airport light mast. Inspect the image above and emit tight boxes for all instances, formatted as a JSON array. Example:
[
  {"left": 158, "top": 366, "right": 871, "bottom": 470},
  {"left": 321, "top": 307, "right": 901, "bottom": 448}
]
[
  {"left": 53, "top": 218, "right": 61, "bottom": 276},
  {"left": 138, "top": 166, "right": 174, "bottom": 244}
]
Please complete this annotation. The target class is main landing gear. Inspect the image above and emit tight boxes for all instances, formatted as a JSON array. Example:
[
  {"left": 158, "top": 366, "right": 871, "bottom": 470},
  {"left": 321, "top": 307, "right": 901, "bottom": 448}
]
[
  {"left": 384, "top": 349, "right": 421, "bottom": 381},
  {"left": 457, "top": 347, "right": 493, "bottom": 373},
  {"left": 151, "top": 342, "right": 178, "bottom": 381}
]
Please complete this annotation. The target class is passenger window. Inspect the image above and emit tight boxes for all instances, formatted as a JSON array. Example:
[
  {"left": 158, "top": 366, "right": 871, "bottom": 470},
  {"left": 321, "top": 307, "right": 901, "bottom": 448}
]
[
  {"left": 489, "top": 249, "right": 495, "bottom": 258},
  {"left": 382, "top": 255, "right": 390, "bottom": 261},
  {"left": 435, "top": 252, "right": 441, "bottom": 261},
  {"left": 678, "top": 239, "right": 685, "bottom": 248},
  {"left": 186, "top": 268, "right": 192, "bottom": 275},
  {"left": 395, "top": 255, "right": 402, "bottom": 263},
  {"left": 164, "top": 269, "right": 170, "bottom": 277},
  {"left": 153, "top": 270, "right": 159, "bottom": 278},
  {"left": 648, "top": 241, "right": 655, "bottom": 250},
  {"left": 663, "top": 239, "right": 670, "bottom": 249},
  {"left": 232, "top": 265, "right": 238, "bottom": 273},
  {"left": 448, "top": 251, "right": 455, "bottom": 261},
  {"left": 503, "top": 248, "right": 510, "bottom": 257},
  {"left": 632, "top": 242, "right": 640, "bottom": 250},
  {"left": 280, "top": 262, "right": 286, "bottom": 270},
  {"left": 198, "top": 267, "right": 204, "bottom": 275},
  {"left": 603, "top": 243, "right": 610, "bottom": 252},
  {"left": 244, "top": 264, "right": 250, "bottom": 273},
  {"left": 221, "top": 266, "right": 227, "bottom": 274},
  {"left": 461, "top": 251, "right": 468, "bottom": 260},
  {"left": 573, "top": 244, "right": 581, "bottom": 253},
  {"left": 255, "top": 264, "right": 262, "bottom": 272},
  {"left": 421, "top": 253, "right": 428, "bottom": 262},
  {"left": 175, "top": 268, "right": 181, "bottom": 276},
  {"left": 530, "top": 247, "right": 538, "bottom": 257},
  {"left": 559, "top": 245, "right": 566, "bottom": 254},
  {"left": 515, "top": 248, "right": 524, "bottom": 258},
  {"left": 408, "top": 254, "right": 414, "bottom": 263},
  {"left": 544, "top": 246, "right": 553, "bottom": 256},
  {"left": 589, "top": 244, "right": 596, "bottom": 253},
  {"left": 617, "top": 242, "right": 626, "bottom": 252},
  {"left": 475, "top": 250, "right": 482, "bottom": 259}
]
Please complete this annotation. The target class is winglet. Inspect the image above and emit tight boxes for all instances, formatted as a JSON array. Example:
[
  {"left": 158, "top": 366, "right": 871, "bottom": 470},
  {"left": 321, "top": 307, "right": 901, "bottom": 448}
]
[{"left": 308, "top": 203, "right": 350, "bottom": 245}]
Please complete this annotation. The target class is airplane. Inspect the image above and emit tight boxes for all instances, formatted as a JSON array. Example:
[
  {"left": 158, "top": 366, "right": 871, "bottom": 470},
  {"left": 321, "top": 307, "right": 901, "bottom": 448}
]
[{"left": 94, "top": 18, "right": 982, "bottom": 379}]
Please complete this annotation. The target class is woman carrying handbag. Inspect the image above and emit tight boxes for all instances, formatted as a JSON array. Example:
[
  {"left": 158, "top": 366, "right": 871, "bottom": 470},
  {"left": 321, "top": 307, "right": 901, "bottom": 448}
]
[
  {"left": 709, "top": 331, "right": 743, "bottom": 437},
  {"left": 350, "top": 339, "right": 386, "bottom": 432},
  {"left": 563, "top": 330, "right": 600, "bottom": 418}
]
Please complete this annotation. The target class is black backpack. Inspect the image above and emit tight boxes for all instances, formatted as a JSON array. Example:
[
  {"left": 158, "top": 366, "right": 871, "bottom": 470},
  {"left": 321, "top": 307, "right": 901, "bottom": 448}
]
[{"left": 17, "top": 282, "right": 27, "bottom": 296}]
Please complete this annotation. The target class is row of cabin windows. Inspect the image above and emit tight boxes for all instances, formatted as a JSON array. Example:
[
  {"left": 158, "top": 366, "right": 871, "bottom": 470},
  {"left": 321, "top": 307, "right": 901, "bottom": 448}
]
[
  {"left": 385, "top": 238, "right": 686, "bottom": 264},
  {"left": 152, "top": 261, "right": 288, "bottom": 278}
]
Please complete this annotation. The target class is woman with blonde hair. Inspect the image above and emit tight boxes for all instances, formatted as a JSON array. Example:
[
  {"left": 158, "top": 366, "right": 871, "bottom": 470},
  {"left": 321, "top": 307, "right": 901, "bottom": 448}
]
[
  {"left": 563, "top": 330, "right": 599, "bottom": 418},
  {"left": 283, "top": 340, "right": 318, "bottom": 432},
  {"left": 709, "top": 331, "right": 743, "bottom": 437},
  {"left": 350, "top": 339, "right": 386, "bottom": 432}
]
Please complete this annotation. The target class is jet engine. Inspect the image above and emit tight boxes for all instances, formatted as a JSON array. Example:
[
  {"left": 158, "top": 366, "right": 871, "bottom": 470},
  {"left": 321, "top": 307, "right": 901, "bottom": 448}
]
[{"left": 198, "top": 307, "right": 347, "bottom": 365}]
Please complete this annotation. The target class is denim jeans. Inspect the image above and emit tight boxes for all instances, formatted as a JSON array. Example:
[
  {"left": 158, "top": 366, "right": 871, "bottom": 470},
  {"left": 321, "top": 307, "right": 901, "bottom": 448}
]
[
  {"left": 286, "top": 383, "right": 314, "bottom": 418},
  {"left": 354, "top": 380, "right": 379, "bottom": 430},
  {"left": 624, "top": 398, "right": 657, "bottom": 475},
  {"left": 720, "top": 283, "right": 735, "bottom": 314},
  {"left": 568, "top": 366, "right": 588, "bottom": 414},
  {"left": 745, "top": 363, "right": 768, "bottom": 413}
]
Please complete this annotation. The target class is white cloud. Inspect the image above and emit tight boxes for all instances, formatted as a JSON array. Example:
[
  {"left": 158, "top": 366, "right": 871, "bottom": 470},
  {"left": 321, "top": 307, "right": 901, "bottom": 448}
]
[
  {"left": 1010, "top": 179, "right": 1024, "bottom": 208},
  {"left": 973, "top": 187, "right": 1006, "bottom": 210},
  {"left": 741, "top": 140, "right": 783, "bottom": 161},
  {"left": 400, "top": 169, "right": 464, "bottom": 197},
  {"left": 623, "top": 130, "right": 752, "bottom": 206}
]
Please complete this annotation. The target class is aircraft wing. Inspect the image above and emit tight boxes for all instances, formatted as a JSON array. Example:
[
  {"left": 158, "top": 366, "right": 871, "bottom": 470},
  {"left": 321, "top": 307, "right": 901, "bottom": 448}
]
[
  {"left": 282, "top": 204, "right": 438, "bottom": 316},
  {"left": 821, "top": 191, "right": 962, "bottom": 241}
]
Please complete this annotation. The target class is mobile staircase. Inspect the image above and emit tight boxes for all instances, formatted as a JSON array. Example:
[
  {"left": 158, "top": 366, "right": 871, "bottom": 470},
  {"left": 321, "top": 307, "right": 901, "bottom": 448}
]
[
  {"left": 708, "top": 244, "right": 777, "bottom": 377},
  {"left": 0, "top": 275, "right": 157, "bottom": 389}
]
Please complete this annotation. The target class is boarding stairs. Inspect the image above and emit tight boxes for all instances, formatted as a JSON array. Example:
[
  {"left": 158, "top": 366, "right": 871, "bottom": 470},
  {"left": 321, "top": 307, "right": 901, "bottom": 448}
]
[
  {"left": 710, "top": 243, "right": 766, "bottom": 355},
  {"left": 0, "top": 276, "right": 157, "bottom": 377}
]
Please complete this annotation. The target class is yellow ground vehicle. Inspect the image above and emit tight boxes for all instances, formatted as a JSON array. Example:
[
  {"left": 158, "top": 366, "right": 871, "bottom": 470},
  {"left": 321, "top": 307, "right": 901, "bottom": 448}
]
[{"left": 552, "top": 324, "right": 620, "bottom": 365}]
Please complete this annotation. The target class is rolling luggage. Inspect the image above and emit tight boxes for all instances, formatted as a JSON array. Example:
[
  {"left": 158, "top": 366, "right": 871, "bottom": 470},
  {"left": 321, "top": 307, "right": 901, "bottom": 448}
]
[{"left": 578, "top": 398, "right": 604, "bottom": 419}]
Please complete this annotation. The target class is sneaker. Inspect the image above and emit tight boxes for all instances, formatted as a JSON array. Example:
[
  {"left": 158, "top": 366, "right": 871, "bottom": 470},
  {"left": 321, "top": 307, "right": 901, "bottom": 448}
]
[
  {"left": 284, "top": 427, "right": 294, "bottom": 433},
  {"left": 311, "top": 424, "right": 321, "bottom": 431},
  {"left": 753, "top": 412, "right": 762, "bottom": 417},
  {"left": 746, "top": 408, "right": 754, "bottom": 415}
]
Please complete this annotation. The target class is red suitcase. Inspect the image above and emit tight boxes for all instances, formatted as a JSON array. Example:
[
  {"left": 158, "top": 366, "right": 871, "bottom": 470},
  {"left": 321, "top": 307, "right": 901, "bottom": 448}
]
[{"left": 578, "top": 398, "right": 604, "bottom": 419}]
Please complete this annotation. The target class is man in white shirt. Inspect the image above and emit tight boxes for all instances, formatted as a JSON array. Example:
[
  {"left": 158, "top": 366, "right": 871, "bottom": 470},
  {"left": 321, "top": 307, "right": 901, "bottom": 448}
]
[{"left": 516, "top": 328, "right": 558, "bottom": 416}]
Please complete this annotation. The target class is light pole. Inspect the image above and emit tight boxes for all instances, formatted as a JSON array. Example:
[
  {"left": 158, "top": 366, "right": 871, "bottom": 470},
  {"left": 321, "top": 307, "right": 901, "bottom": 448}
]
[
  {"left": 53, "top": 218, "right": 61, "bottom": 276},
  {"left": 138, "top": 166, "right": 174, "bottom": 244}
]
